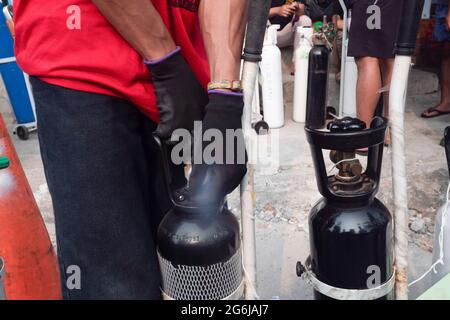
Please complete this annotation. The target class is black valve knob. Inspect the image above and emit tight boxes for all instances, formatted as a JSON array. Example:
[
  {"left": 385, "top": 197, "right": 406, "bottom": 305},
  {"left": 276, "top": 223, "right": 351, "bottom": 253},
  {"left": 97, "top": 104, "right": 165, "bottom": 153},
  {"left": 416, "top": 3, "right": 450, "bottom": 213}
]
[
  {"left": 296, "top": 261, "right": 306, "bottom": 277},
  {"left": 328, "top": 117, "right": 366, "bottom": 133}
]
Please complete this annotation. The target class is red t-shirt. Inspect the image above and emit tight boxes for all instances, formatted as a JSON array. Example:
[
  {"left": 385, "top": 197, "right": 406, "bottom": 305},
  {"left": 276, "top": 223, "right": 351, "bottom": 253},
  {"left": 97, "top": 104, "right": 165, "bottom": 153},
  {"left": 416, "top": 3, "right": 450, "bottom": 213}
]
[{"left": 13, "top": 0, "right": 210, "bottom": 123}]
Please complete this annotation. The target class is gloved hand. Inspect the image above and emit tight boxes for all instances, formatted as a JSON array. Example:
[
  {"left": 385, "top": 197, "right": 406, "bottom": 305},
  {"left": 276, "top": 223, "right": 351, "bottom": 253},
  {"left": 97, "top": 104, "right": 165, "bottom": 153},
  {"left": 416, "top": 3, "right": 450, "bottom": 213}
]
[
  {"left": 146, "top": 47, "right": 208, "bottom": 140},
  {"left": 178, "top": 92, "right": 247, "bottom": 207}
]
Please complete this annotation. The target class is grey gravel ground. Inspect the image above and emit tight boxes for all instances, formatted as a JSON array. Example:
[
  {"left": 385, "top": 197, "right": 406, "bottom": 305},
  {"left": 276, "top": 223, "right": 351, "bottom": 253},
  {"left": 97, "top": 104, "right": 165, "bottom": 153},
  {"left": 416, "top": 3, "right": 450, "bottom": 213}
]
[{"left": 1, "top": 49, "right": 447, "bottom": 299}]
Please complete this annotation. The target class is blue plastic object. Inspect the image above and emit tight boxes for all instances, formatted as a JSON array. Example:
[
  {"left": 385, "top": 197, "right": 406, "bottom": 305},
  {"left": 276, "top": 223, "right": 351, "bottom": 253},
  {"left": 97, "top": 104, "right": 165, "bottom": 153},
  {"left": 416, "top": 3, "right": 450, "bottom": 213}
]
[{"left": 0, "top": 11, "right": 36, "bottom": 124}]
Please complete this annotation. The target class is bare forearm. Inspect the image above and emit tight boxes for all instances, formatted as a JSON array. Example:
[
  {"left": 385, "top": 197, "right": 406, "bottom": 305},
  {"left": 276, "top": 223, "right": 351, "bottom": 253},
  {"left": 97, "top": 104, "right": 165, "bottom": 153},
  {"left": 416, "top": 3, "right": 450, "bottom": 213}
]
[
  {"left": 92, "top": 0, "right": 175, "bottom": 60},
  {"left": 199, "top": 0, "right": 249, "bottom": 82}
]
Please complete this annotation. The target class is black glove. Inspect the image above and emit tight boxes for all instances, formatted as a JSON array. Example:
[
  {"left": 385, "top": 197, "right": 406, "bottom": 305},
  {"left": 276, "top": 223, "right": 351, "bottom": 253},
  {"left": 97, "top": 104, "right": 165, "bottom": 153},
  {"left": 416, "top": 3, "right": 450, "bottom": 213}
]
[
  {"left": 178, "top": 92, "right": 248, "bottom": 207},
  {"left": 146, "top": 47, "right": 208, "bottom": 140}
]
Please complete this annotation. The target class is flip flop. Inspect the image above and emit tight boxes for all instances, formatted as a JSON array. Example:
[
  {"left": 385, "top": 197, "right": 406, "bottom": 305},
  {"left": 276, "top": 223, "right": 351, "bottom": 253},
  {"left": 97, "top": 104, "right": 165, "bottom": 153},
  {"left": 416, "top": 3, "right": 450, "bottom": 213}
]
[{"left": 421, "top": 106, "right": 450, "bottom": 118}]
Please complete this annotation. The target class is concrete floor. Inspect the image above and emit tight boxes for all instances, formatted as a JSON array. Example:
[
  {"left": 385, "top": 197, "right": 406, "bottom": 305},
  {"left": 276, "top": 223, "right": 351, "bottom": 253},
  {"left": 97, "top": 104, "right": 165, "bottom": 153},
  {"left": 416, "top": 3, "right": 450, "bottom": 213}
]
[{"left": 0, "top": 52, "right": 448, "bottom": 299}]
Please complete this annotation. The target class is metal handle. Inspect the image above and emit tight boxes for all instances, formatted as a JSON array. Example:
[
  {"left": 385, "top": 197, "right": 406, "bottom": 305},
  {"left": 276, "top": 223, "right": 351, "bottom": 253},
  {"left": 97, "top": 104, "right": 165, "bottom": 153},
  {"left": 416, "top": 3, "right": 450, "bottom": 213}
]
[
  {"left": 394, "top": 0, "right": 425, "bottom": 56},
  {"left": 243, "top": 0, "right": 271, "bottom": 62},
  {"left": 153, "top": 135, "right": 178, "bottom": 207}
]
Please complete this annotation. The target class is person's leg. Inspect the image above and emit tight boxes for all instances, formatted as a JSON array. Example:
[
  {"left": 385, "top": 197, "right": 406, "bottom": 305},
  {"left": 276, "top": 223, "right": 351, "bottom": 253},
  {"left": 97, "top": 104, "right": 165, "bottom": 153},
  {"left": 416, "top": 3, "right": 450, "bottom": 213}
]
[
  {"left": 277, "top": 22, "right": 295, "bottom": 48},
  {"left": 422, "top": 9, "right": 450, "bottom": 117},
  {"left": 440, "top": 42, "right": 450, "bottom": 108},
  {"left": 421, "top": 53, "right": 450, "bottom": 116},
  {"left": 30, "top": 77, "right": 164, "bottom": 299},
  {"left": 380, "top": 58, "right": 395, "bottom": 145},
  {"left": 355, "top": 56, "right": 382, "bottom": 127}
]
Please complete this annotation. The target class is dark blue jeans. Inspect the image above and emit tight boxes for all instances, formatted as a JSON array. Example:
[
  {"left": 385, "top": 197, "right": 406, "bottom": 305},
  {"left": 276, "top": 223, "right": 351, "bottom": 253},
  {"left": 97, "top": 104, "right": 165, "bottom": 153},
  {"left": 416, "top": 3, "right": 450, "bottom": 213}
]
[{"left": 30, "top": 77, "right": 180, "bottom": 299}]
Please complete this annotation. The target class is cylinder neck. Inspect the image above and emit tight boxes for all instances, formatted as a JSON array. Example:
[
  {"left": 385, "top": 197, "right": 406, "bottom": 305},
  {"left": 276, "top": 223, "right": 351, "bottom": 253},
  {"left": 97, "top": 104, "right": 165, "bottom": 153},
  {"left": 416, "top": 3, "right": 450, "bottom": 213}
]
[{"left": 325, "top": 195, "right": 374, "bottom": 209}]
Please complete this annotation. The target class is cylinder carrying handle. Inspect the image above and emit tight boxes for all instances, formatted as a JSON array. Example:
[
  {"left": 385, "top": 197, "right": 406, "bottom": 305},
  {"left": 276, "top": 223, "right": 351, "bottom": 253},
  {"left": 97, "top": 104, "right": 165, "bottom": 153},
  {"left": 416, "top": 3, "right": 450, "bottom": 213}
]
[
  {"left": 305, "top": 117, "right": 388, "bottom": 151},
  {"left": 305, "top": 117, "right": 388, "bottom": 201}
]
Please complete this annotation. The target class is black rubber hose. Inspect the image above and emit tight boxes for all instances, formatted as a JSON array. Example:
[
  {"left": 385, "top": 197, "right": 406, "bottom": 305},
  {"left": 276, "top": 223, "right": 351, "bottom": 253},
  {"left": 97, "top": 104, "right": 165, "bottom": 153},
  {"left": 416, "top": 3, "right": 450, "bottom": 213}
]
[
  {"left": 243, "top": 0, "right": 272, "bottom": 62},
  {"left": 394, "top": 0, "right": 425, "bottom": 56}
]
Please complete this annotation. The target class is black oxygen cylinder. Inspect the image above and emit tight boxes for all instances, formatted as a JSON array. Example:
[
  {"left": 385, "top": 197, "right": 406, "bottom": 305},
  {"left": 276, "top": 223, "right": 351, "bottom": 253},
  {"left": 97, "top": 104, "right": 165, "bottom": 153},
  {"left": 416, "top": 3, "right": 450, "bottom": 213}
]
[
  {"left": 157, "top": 205, "right": 242, "bottom": 300},
  {"left": 305, "top": 42, "right": 329, "bottom": 129},
  {"left": 309, "top": 198, "right": 393, "bottom": 300},
  {"left": 301, "top": 117, "right": 394, "bottom": 300},
  {"left": 153, "top": 136, "right": 243, "bottom": 300}
]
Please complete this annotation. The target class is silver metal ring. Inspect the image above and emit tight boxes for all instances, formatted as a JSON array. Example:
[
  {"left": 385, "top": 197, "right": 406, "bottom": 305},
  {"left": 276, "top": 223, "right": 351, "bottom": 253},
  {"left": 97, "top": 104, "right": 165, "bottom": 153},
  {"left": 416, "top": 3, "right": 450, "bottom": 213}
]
[{"left": 303, "top": 257, "right": 395, "bottom": 300}]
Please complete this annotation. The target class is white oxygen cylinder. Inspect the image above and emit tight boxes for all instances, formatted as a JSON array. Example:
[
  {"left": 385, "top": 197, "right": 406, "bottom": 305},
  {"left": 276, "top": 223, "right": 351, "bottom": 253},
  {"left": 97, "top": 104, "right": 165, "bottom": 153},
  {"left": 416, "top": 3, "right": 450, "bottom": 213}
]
[
  {"left": 341, "top": 10, "right": 358, "bottom": 117},
  {"left": 432, "top": 127, "right": 450, "bottom": 284},
  {"left": 261, "top": 24, "right": 284, "bottom": 128},
  {"left": 293, "top": 26, "right": 313, "bottom": 123},
  {"left": 432, "top": 205, "right": 450, "bottom": 284},
  {"left": 293, "top": 15, "right": 313, "bottom": 49}
]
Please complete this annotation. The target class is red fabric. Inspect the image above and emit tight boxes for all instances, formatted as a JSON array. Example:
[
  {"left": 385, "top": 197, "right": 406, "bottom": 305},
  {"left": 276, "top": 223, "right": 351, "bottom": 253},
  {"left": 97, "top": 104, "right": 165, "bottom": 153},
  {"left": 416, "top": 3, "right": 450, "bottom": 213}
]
[{"left": 13, "top": 0, "right": 210, "bottom": 122}]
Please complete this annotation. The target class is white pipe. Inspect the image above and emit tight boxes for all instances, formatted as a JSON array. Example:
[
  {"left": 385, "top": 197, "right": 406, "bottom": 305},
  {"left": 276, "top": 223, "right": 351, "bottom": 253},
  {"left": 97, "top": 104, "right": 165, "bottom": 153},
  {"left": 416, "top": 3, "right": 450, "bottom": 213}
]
[
  {"left": 293, "top": 26, "right": 313, "bottom": 123},
  {"left": 241, "top": 61, "right": 258, "bottom": 300},
  {"left": 338, "top": 0, "right": 348, "bottom": 116},
  {"left": 389, "top": 55, "right": 411, "bottom": 300}
]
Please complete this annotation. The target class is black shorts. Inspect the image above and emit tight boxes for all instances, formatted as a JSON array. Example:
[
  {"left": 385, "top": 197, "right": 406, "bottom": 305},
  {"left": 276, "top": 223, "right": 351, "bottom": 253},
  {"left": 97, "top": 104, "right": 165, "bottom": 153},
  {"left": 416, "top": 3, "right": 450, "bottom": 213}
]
[{"left": 348, "top": 0, "right": 403, "bottom": 59}]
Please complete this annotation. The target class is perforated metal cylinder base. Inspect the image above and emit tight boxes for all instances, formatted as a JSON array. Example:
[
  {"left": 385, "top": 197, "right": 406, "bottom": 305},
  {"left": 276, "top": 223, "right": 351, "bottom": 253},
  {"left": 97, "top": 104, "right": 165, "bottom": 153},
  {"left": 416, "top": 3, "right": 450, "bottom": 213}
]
[{"left": 158, "top": 250, "right": 243, "bottom": 300}]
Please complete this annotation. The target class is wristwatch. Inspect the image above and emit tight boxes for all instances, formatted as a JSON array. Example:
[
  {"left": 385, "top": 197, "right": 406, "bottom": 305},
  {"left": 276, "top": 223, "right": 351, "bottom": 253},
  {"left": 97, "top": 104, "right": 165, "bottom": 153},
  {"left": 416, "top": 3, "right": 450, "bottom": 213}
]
[{"left": 207, "top": 80, "right": 243, "bottom": 93}]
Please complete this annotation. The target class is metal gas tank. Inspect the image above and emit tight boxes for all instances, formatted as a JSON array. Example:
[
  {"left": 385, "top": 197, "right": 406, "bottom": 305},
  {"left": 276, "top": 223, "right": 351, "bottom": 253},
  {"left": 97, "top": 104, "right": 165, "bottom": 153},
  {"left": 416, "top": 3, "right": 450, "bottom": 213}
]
[
  {"left": 157, "top": 206, "right": 243, "bottom": 300},
  {"left": 309, "top": 197, "right": 394, "bottom": 300}
]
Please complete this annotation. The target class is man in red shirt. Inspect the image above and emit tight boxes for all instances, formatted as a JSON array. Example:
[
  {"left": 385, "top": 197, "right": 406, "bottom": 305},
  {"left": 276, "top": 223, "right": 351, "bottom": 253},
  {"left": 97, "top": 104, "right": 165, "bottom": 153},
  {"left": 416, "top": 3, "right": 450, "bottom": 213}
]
[{"left": 14, "top": 0, "right": 248, "bottom": 299}]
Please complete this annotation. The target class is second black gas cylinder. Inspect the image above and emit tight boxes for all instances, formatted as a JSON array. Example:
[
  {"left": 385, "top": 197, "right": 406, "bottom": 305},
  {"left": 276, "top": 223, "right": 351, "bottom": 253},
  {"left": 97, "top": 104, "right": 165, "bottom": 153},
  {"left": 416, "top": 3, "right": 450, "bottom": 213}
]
[{"left": 300, "top": 117, "right": 394, "bottom": 300}]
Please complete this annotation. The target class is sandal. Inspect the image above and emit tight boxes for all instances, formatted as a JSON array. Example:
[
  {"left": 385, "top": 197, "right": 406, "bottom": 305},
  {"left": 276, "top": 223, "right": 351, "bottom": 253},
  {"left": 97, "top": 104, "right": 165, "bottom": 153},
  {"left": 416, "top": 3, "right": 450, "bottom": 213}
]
[{"left": 421, "top": 106, "right": 450, "bottom": 118}]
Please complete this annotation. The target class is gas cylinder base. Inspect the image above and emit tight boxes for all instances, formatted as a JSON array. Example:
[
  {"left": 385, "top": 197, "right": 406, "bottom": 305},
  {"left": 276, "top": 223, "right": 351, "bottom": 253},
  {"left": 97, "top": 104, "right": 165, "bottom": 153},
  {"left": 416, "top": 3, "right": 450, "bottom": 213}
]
[
  {"left": 309, "top": 198, "right": 394, "bottom": 301},
  {"left": 158, "top": 250, "right": 244, "bottom": 300},
  {"left": 314, "top": 290, "right": 394, "bottom": 301},
  {"left": 161, "top": 281, "right": 245, "bottom": 301}
]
